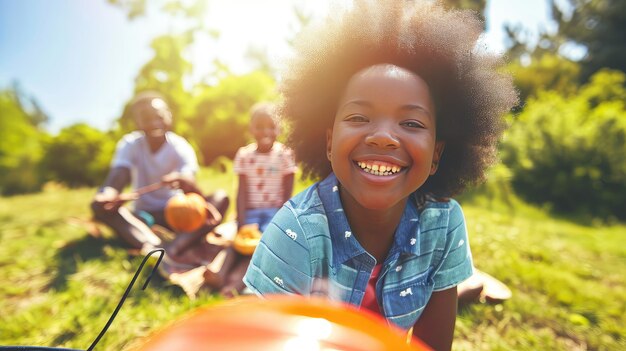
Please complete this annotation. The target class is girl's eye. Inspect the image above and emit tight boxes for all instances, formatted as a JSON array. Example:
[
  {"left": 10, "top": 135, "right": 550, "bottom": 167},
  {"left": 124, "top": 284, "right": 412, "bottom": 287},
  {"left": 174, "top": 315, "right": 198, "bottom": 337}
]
[
  {"left": 400, "top": 120, "right": 425, "bottom": 129},
  {"left": 344, "top": 114, "right": 369, "bottom": 123}
]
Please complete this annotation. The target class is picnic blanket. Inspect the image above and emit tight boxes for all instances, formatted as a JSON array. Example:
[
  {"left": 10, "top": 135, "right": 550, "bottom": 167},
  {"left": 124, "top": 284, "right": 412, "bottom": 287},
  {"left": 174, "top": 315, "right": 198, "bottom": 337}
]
[{"left": 156, "top": 221, "right": 238, "bottom": 299}]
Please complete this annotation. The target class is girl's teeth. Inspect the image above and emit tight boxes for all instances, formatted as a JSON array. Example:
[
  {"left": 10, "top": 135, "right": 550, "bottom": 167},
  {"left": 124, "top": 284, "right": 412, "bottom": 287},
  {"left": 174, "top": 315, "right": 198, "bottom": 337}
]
[{"left": 357, "top": 161, "right": 402, "bottom": 176}]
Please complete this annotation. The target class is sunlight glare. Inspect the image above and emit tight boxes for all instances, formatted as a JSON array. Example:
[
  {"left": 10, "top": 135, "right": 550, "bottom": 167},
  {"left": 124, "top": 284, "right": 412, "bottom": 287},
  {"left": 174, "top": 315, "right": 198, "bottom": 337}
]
[
  {"left": 281, "top": 317, "right": 334, "bottom": 351},
  {"left": 187, "top": 0, "right": 338, "bottom": 82}
]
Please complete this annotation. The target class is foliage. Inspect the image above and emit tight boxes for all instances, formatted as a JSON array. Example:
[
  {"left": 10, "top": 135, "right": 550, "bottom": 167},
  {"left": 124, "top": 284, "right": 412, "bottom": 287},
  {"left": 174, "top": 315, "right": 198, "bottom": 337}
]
[
  {"left": 111, "top": 0, "right": 213, "bottom": 138},
  {"left": 108, "top": 1, "right": 278, "bottom": 165},
  {"left": 501, "top": 69, "right": 626, "bottom": 220},
  {"left": 457, "top": 163, "right": 526, "bottom": 214},
  {"left": 8, "top": 81, "right": 50, "bottom": 127},
  {"left": 0, "top": 88, "right": 48, "bottom": 195},
  {"left": 40, "top": 124, "right": 116, "bottom": 188},
  {"left": 117, "top": 34, "right": 193, "bottom": 135},
  {"left": 553, "top": 0, "right": 626, "bottom": 80},
  {"left": 189, "top": 71, "right": 276, "bottom": 164},
  {"left": 506, "top": 0, "right": 626, "bottom": 81},
  {"left": 107, "top": 0, "right": 208, "bottom": 21},
  {"left": 506, "top": 53, "right": 580, "bottom": 102},
  {"left": 1, "top": 169, "right": 624, "bottom": 350}
]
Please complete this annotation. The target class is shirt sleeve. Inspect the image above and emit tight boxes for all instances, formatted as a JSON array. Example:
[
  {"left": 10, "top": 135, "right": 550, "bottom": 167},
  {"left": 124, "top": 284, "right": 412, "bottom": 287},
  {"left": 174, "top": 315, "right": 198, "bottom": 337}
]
[
  {"left": 110, "top": 134, "right": 135, "bottom": 170},
  {"left": 243, "top": 204, "right": 314, "bottom": 296},
  {"left": 281, "top": 147, "right": 297, "bottom": 175},
  {"left": 177, "top": 138, "right": 199, "bottom": 176},
  {"left": 432, "top": 200, "right": 474, "bottom": 291},
  {"left": 233, "top": 147, "right": 245, "bottom": 175}
]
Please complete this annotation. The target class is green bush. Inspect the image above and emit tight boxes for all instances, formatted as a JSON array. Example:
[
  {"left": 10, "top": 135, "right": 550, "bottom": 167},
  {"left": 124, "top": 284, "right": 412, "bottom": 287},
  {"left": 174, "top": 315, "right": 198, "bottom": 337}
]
[
  {"left": 501, "top": 69, "right": 626, "bottom": 220},
  {"left": 40, "top": 124, "right": 115, "bottom": 187},
  {"left": 189, "top": 71, "right": 276, "bottom": 164},
  {"left": 0, "top": 90, "right": 48, "bottom": 195}
]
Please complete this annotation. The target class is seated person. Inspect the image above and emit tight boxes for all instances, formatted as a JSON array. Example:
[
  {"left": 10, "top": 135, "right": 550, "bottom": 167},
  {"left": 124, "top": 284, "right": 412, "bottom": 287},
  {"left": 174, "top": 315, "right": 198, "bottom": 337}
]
[{"left": 91, "top": 91, "right": 229, "bottom": 253}]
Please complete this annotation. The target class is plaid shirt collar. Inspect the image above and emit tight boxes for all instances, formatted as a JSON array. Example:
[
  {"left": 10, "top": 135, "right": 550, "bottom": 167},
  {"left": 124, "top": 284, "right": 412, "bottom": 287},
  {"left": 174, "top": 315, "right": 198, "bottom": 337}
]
[{"left": 318, "top": 173, "right": 421, "bottom": 268}]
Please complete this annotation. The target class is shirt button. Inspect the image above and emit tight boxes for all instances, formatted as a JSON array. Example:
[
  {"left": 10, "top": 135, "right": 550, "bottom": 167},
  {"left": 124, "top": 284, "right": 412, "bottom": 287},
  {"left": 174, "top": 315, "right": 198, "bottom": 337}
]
[
  {"left": 344, "top": 231, "right": 352, "bottom": 238},
  {"left": 410, "top": 238, "right": 417, "bottom": 246},
  {"left": 395, "top": 265, "right": 402, "bottom": 272}
]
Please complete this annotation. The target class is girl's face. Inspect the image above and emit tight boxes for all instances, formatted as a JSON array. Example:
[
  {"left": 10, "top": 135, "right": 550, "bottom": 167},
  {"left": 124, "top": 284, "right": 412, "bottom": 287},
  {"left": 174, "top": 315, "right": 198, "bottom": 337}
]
[
  {"left": 327, "top": 64, "right": 445, "bottom": 211},
  {"left": 251, "top": 113, "right": 278, "bottom": 153}
]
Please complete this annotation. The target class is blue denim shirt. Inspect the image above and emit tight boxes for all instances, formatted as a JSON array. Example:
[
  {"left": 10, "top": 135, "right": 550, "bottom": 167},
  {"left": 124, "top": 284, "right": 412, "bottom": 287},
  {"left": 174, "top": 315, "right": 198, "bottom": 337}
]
[{"left": 243, "top": 173, "right": 473, "bottom": 330}]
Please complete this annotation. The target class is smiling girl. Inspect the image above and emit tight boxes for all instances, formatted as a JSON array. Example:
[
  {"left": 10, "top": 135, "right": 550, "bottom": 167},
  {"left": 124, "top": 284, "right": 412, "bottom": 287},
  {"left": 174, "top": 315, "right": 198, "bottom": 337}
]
[{"left": 243, "top": 2, "right": 517, "bottom": 350}]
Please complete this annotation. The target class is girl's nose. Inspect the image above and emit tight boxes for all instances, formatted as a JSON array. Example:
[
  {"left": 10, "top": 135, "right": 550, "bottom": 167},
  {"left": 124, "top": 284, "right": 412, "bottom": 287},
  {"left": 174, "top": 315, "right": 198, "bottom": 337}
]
[{"left": 365, "top": 126, "right": 399, "bottom": 149}]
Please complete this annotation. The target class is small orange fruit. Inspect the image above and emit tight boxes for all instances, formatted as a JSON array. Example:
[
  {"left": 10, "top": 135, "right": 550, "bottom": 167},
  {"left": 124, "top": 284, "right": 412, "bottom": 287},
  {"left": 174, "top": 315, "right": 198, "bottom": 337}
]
[
  {"left": 164, "top": 193, "right": 207, "bottom": 232},
  {"left": 233, "top": 224, "right": 262, "bottom": 256}
]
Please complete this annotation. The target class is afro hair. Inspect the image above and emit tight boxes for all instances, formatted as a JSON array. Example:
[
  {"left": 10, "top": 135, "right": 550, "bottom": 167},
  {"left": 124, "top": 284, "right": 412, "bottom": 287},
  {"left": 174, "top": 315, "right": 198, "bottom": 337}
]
[{"left": 279, "top": 0, "right": 518, "bottom": 198}]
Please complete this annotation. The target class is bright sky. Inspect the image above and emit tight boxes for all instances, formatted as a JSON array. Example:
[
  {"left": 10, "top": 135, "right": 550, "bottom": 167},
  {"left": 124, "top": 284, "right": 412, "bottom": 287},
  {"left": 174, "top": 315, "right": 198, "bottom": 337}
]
[{"left": 0, "top": 0, "right": 555, "bottom": 134}]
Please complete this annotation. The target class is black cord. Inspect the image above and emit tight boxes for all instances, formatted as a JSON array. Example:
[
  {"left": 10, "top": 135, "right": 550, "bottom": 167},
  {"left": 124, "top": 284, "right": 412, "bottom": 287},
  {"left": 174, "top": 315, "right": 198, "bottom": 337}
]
[{"left": 86, "top": 249, "right": 165, "bottom": 351}]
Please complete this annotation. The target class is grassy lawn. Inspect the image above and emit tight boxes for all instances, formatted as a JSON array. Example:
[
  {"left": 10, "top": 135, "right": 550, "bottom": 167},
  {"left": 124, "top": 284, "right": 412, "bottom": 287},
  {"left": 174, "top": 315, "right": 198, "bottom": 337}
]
[{"left": 0, "top": 166, "right": 624, "bottom": 350}]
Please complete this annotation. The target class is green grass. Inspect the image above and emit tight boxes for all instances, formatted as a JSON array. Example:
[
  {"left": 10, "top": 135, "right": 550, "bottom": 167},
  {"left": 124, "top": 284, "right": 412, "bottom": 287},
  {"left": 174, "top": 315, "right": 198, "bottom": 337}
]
[{"left": 0, "top": 167, "right": 624, "bottom": 350}]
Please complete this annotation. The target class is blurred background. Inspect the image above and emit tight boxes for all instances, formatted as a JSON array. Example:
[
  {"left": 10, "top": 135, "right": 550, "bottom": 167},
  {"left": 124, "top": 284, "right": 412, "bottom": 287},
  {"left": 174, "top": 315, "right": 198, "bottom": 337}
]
[
  {"left": 1, "top": 0, "right": 624, "bottom": 222},
  {"left": 1, "top": 1, "right": 625, "bottom": 350}
]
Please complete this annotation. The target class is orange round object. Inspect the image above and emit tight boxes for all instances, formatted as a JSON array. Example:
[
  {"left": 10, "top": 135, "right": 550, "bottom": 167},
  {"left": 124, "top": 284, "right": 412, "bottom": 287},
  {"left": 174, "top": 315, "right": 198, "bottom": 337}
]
[
  {"left": 233, "top": 224, "right": 262, "bottom": 256},
  {"left": 138, "top": 295, "right": 431, "bottom": 351},
  {"left": 164, "top": 193, "right": 207, "bottom": 232}
]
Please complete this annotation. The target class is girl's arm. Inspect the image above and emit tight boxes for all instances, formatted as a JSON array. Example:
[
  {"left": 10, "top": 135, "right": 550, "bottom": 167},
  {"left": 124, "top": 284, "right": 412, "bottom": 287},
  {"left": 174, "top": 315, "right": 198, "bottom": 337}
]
[
  {"left": 237, "top": 174, "right": 248, "bottom": 229},
  {"left": 281, "top": 173, "right": 295, "bottom": 204},
  {"left": 412, "top": 287, "right": 458, "bottom": 351},
  {"left": 243, "top": 204, "right": 313, "bottom": 296},
  {"left": 414, "top": 200, "right": 472, "bottom": 350}
]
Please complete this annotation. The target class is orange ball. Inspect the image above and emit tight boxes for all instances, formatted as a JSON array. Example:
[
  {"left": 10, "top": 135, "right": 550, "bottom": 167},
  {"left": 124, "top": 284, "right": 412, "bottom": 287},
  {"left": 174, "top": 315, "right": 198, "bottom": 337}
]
[
  {"left": 137, "top": 295, "right": 432, "bottom": 351},
  {"left": 164, "top": 193, "right": 207, "bottom": 232}
]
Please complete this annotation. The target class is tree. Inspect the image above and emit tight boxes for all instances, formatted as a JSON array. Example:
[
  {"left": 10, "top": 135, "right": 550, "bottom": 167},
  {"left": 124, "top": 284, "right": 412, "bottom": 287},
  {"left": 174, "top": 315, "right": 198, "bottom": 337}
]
[
  {"left": 505, "top": 0, "right": 626, "bottom": 81},
  {"left": 507, "top": 52, "right": 580, "bottom": 102},
  {"left": 554, "top": 0, "right": 626, "bottom": 79},
  {"left": 109, "top": 0, "right": 215, "bottom": 153},
  {"left": 117, "top": 33, "right": 194, "bottom": 136},
  {"left": 189, "top": 71, "right": 276, "bottom": 164},
  {"left": 0, "top": 88, "right": 48, "bottom": 195},
  {"left": 9, "top": 81, "right": 50, "bottom": 127}
]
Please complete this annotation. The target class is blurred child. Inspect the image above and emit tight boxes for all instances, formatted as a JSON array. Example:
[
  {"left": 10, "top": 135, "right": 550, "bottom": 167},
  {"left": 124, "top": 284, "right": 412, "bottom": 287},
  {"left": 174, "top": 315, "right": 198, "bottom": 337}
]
[
  {"left": 233, "top": 102, "right": 297, "bottom": 231},
  {"left": 243, "top": 2, "right": 517, "bottom": 350},
  {"left": 205, "top": 102, "right": 296, "bottom": 297}
]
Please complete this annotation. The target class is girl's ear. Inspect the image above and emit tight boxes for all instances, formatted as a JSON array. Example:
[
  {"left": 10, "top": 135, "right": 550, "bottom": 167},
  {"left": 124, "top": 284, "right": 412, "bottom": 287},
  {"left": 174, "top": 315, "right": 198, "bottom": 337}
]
[
  {"left": 430, "top": 141, "right": 446, "bottom": 175},
  {"left": 326, "top": 129, "right": 333, "bottom": 161}
]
